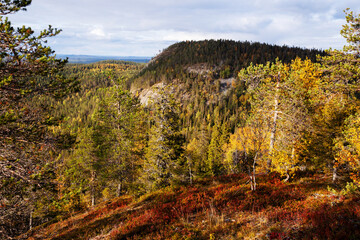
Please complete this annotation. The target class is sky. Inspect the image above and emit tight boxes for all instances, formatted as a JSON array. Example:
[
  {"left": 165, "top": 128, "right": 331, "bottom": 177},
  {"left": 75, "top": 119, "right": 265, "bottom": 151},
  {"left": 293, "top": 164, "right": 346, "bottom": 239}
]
[{"left": 7, "top": 0, "right": 360, "bottom": 57}]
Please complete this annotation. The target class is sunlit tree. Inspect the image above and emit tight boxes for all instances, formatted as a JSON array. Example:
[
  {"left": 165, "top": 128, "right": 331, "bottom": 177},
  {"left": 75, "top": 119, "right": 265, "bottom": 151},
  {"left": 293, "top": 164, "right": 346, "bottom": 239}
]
[
  {"left": 142, "top": 87, "right": 185, "bottom": 191},
  {"left": 0, "top": 0, "right": 77, "bottom": 238}
]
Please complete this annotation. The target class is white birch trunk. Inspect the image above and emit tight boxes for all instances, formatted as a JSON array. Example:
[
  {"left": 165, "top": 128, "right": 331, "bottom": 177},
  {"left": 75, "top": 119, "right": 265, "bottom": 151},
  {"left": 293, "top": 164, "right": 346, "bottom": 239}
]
[
  {"left": 29, "top": 210, "right": 33, "bottom": 230},
  {"left": 117, "top": 183, "right": 122, "bottom": 197},
  {"left": 268, "top": 73, "right": 280, "bottom": 169}
]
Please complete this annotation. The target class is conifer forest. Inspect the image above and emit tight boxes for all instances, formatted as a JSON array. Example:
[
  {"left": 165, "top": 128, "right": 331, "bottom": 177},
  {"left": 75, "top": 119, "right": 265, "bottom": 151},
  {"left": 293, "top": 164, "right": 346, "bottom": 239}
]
[{"left": 1, "top": 1, "right": 360, "bottom": 239}]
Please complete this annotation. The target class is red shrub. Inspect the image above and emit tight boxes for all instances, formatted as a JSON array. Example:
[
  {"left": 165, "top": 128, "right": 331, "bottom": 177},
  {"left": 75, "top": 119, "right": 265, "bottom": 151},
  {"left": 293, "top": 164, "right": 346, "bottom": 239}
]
[{"left": 300, "top": 201, "right": 360, "bottom": 239}]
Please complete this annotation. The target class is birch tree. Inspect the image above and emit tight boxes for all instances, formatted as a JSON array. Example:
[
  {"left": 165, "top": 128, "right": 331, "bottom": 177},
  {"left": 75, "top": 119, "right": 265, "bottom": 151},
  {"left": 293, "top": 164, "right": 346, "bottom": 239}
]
[{"left": 238, "top": 58, "right": 321, "bottom": 179}]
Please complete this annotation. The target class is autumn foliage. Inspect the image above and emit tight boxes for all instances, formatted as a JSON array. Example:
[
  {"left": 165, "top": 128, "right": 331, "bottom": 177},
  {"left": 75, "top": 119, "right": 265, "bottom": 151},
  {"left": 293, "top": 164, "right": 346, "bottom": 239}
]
[
  {"left": 3, "top": 2, "right": 360, "bottom": 239},
  {"left": 22, "top": 173, "right": 360, "bottom": 240}
]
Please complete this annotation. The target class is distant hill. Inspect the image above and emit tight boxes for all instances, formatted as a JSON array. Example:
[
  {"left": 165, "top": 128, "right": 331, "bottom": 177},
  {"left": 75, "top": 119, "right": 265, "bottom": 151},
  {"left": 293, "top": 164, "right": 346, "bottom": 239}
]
[
  {"left": 130, "top": 40, "right": 326, "bottom": 138},
  {"left": 57, "top": 54, "right": 151, "bottom": 64},
  {"left": 131, "top": 39, "right": 325, "bottom": 89}
]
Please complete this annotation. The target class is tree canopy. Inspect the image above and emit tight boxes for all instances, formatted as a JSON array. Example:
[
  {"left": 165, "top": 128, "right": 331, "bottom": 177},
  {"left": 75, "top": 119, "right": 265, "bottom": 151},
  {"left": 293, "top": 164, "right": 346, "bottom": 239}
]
[
  {"left": 2, "top": 4, "right": 360, "bottom": 239},
  {"left": 0, "top": 1, "right": 78, "bottom": 238}
]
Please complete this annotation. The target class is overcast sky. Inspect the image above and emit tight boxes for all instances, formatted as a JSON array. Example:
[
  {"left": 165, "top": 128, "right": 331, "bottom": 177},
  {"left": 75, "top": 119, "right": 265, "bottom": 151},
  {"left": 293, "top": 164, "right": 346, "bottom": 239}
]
[{"left": 7, "top": 0, "right": 360, "bottom": 57}]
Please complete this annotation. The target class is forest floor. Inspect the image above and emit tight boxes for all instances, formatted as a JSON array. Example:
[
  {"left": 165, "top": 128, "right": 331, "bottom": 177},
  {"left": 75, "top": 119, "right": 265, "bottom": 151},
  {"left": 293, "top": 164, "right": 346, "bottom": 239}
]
[{"left": 23, "top": 173, "right": 360, "bottom": 240}]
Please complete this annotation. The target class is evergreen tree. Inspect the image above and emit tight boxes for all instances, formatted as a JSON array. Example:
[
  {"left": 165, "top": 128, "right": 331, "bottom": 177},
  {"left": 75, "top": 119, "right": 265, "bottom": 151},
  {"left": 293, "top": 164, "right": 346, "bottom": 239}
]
[
  {"left": 0, "top": 1, "right": 78, "bottom": 238},
  {"left": 207, "top": 121, "right": 222, "bottom": 176},
  {"left": 325, "top": 9, "right": 360, "bottom": 182},
  {"left": 185, "top": 120, "right": 210, "bottom": 180},
  {"left": 142, "top": 88, "right": 185, "bottom": 191},
  {"left": 59, "top": 76, "right": 146, "bottom": 209},
  {"left": 207, "top": 118, "right": 228, "bottom": 176},
  {"left": 103, "top": 82, "right": 146, "bottom": 197},
  {"left": 341, "top": 8, "right": 360, "bottom": 56}
]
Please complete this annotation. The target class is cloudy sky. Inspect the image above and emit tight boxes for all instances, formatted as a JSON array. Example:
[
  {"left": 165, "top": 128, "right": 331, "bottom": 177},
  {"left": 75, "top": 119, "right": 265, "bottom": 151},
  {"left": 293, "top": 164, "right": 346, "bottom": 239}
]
[{"left": 7, "top": 0, "right": 360, "bottom": 57}]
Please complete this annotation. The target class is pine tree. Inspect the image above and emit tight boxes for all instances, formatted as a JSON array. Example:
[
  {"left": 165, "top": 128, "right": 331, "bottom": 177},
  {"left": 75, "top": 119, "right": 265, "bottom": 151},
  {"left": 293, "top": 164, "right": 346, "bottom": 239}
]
[
  {"left": 103, "top": 82, "right": 146, "bottom": 197},
  {"left": 326, "top": 9, "right": 360, "bottom": 182},
  {"left": 0, "top": 1, "right": 78, "bottom": 238},
  {"left": 59, "top": 76, "right": 146, "bottom": 208},
  {"left": 341, "top": 8, "right": 360, "bottom": 56},
  {"left": 142, "top": 88, "right": 184, "bottom": 191},
  {"left": 207, "top": 120, "right": 228, "bottom": 176}
]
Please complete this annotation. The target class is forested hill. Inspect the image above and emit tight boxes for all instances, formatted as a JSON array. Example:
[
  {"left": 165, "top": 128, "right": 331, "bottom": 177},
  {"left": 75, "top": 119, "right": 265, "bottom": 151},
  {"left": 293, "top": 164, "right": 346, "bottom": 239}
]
[
  {"left": 4, "top": 1, "right": 360, "bottom": 239},
  {"left": 131, "top": 39, "right": 324, "bottom": 89},
  {"left": 130, "top": 40, "right": 325, "bottom": 145}
]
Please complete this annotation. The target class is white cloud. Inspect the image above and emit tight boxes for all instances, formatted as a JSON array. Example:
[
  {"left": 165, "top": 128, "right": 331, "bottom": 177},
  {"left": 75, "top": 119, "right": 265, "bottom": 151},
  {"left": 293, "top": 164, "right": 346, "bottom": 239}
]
[
  {"left": 89, "top": 26, "right": 110, "bottom": 40},
  {"left": 7, "top": 0, "right": 360, "bottom": 56}
]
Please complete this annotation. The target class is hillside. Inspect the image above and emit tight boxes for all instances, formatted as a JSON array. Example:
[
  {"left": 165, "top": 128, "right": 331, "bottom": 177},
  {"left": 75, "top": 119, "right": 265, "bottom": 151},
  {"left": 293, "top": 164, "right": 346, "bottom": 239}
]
[
  {"left": 131, "top": 40, "right": 324, "bottom": 90},
  {"left": 4, "top": 2, "right": 360, "bottom": 240},
  {"left": 22, "top": 173, "right": 360, "bottom": 240},
  {"left": 7, "top": 41, "right": 360, "bottom": 240},
  {"left": 130, "top": 40, "right": 326, "bottom": 142}
]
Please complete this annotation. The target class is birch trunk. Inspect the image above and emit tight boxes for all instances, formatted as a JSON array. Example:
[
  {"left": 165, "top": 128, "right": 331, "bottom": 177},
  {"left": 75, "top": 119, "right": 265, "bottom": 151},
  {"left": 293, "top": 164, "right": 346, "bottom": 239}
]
[
  {"left": 268, "top": 73, "right": 280, "bottom": 169},
  {"left": 188, "top": 159, "right": 193, "bottom": 185},
  {"left": 29, "top": 210, "right": 33, "bottom": 230},
  {"left": 91, "top": 170, "right": 96, "bottom": 207},
  {"left": 332, "top": 166, "right": 338, "bottom": 182},
  {"left": 252, "top": 152, "right": 258, "bottom": 191},
  {"left": 117, "top": 182, "right": 122, "bottom": 197}
]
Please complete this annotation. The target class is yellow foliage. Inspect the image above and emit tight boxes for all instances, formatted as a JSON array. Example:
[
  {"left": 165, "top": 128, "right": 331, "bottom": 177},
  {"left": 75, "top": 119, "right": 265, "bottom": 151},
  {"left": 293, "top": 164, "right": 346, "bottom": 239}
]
[
  {"left": 102, "top": 187, "right": 113, "bottom": 201},
  {"left": 336, "top": 116, "right": 360, "bottom": 185},
  {"left": 335, "top": 147, "right": 360, "bottom": 185},
  {"left": 224, "top": 126, "right": 269, "bottom": 173},
  {"left": 289, "top": 58, "right": 322, "bottom": 92},
  {"left": 270, "top": 149, "right": 300, "bottom": 178}
]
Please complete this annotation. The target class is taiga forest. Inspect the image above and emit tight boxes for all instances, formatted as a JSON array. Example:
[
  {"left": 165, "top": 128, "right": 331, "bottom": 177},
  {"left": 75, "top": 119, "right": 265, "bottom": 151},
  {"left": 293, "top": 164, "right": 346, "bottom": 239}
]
[{"left": 1, "top": 1, "right": 360, "bottom": 239}]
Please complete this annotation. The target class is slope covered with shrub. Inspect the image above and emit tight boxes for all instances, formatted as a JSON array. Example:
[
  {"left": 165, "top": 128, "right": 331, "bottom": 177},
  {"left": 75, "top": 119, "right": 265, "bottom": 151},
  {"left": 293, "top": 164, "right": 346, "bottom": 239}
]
[
  {"left": 3, "top": 2, "right": 360, "bottom": 238},
  {"left": 23, "top": 173, "right": 360, "bottom": 240},
  {"left": 24, "top": 12, "right": 360, "bottom": 239}
]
